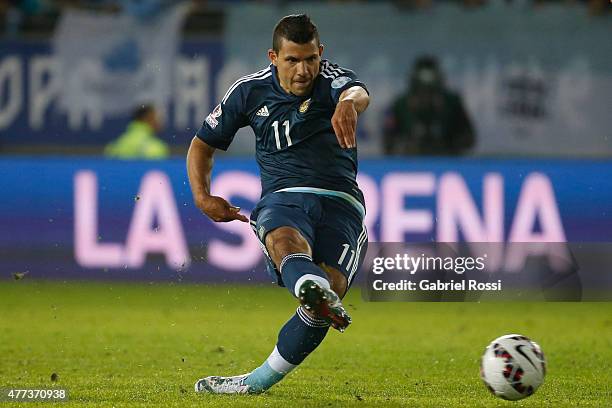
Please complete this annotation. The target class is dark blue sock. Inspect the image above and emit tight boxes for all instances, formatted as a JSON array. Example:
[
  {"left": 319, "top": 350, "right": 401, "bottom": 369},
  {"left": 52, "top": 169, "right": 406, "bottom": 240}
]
[
  {"left": 277, "top": 306, "right": 330, "bottom": 365},
  {"left": 279, "top": 253, "right": 330, "bottom": 297},
  {"left": 244, "top": 307, "right": 330, "bottom": 393}
]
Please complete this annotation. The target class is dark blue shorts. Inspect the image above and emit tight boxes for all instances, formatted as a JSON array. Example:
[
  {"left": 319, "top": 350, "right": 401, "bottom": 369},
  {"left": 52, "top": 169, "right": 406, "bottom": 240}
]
[{"left": 249, "top": 192, "right": 368, "bottom": 288}]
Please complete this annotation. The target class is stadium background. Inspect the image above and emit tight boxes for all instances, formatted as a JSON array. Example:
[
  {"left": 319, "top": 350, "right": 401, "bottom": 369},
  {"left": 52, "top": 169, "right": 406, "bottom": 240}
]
[{"left": 1, "top": 1, "right": 611, "bottom": 406}]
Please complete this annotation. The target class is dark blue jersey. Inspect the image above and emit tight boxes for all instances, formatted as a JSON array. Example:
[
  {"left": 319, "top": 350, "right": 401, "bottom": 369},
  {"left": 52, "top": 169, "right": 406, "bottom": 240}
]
[{"left": 196, "top": 60, "right": 368, "bottom": 214}]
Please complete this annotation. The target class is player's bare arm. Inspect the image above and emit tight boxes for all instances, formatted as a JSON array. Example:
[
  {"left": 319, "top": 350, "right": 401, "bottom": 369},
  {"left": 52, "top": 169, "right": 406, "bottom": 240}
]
[
  {"left": 186, "top": 136, "right": 248, "bottom": 223},
  {"left": 332, "top": 86, "right": 370, "bottom": 148}
]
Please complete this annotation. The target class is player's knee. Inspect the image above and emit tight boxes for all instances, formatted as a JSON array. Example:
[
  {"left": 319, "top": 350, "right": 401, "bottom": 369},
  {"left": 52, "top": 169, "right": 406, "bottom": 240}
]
[
  {"left": 319, "top": 263, "right": 348, "bottom": 298},
  {"left": 265, "top": 227, "right": 311, "bottom": 266}
]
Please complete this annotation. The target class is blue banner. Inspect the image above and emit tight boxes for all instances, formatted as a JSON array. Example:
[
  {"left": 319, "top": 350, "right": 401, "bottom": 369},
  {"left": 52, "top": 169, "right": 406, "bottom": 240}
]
[
  {"left": 1, "top": 157, "right": 611, "bottom": 282},
  {"left": 0, "top": 39, "right": 223, "bottom": 145}
]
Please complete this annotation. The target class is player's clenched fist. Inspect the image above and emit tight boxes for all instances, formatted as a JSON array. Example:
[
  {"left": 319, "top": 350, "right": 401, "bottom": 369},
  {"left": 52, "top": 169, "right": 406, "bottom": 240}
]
[
  {"left": 197, "top": 195, "right": 248, "bottom": 223},
  {"left": 331, "top": 100, "right": 358, "bottom": 149}
]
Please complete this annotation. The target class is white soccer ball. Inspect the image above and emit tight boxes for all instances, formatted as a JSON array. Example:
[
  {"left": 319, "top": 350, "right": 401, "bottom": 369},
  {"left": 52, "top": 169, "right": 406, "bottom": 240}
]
[{"left": 480, "top": 334, "right": 546, "bottom": 401}]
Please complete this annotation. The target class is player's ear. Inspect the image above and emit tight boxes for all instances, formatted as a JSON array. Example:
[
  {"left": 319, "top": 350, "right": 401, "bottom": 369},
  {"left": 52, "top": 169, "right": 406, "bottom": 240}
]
[
  {"left": 268, "top": 49, "right": 278, "bottom": 66},
  {"left": 318, "top": 43, "right": 324, "bottom": 57}
]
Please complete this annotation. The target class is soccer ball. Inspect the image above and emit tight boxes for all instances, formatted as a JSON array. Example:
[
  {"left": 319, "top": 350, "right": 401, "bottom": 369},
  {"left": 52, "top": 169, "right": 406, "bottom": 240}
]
[{"left": 480, "top": 334, "right": 546, "bottom": 401}]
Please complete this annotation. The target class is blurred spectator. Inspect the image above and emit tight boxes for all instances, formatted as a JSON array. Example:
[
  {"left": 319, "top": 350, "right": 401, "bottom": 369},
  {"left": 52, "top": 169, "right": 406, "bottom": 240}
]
[
  {"left": 3, "top": 0, "right": 52, "bottom": 35},
  {"left": 105, "top": 104, "right": 170, "bottom": 159},
  {"left": 86, "top": 0, "right": 176, "bottom": 19},
  {"left": 384, "top": 55, "right": 475, "bottom": 156},
  {"left": 584, "top": 0, "right": 610, "bottom": 16}
]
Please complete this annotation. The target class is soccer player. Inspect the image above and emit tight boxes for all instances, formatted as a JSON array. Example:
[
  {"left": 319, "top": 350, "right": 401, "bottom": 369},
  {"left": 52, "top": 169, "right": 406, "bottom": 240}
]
[{"left": 188, "top": 14, "right": 369, "bottom": 395}]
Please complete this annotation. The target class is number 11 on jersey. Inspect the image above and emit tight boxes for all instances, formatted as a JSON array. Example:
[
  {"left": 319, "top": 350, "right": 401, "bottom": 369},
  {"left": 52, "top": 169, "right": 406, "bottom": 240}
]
[{"left": 272, "top": 120, "right": 292, "bottom": 150}]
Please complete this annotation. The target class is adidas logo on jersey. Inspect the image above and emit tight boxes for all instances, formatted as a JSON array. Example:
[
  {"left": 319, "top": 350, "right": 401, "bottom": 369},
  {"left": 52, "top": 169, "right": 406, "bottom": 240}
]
[{"left": 256, "top": 106, "right": 270, "bottom": 117}]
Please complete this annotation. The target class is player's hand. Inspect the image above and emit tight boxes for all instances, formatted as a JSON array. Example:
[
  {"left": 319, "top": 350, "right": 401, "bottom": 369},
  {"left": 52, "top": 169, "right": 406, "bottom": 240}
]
[
  {"left": 196, "top": 195, "right": 248, "bottom": 223},
  {"left": 331, "top": 99, "right": 358, "bottom": 149}
]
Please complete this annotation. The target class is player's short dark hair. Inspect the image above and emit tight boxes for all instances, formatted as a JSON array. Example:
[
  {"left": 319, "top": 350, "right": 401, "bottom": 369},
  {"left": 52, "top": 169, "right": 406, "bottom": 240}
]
[
  {"left": 132, "top": 104, "right": 155, "bottom": 121},
  {"left": 272, "top": 14, "right": 319, "bottom": 53}
]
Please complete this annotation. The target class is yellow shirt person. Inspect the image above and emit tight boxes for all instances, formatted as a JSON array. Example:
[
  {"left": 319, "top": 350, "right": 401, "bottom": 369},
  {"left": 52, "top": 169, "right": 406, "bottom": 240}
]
[{"left": 105, "top": 105, "right": 170, "bottom": 159}]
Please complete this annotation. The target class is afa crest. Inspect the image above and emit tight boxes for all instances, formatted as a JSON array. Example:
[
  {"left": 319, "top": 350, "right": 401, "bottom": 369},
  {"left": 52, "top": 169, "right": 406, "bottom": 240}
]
[{"left": 299, "top": 98, "right": 311, "bottom": 113}]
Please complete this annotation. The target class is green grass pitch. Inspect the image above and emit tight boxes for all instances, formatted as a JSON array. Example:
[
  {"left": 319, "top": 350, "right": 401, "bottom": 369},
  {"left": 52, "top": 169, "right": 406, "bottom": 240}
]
[{"left": 1, "top": 280, "right": 611, "bottom": 407}]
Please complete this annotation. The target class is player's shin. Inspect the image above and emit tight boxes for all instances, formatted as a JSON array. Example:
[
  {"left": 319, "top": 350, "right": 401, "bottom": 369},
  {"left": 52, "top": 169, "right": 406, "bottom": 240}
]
[
  {"left": 279, "top": 253, "right": 331, "bottom": 297},
  {"left": 244, "top": 307, "right": 330, "bottom": 393}
]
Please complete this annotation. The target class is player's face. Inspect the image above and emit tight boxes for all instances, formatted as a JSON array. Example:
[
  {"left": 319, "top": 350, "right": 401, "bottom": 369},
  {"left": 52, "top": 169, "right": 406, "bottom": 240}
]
[{"left": 269, "top": 38, "right": 323, "bottom": 96}]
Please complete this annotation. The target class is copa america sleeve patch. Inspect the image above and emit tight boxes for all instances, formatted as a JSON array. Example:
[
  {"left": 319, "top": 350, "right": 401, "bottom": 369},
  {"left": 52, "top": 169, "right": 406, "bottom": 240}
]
[
  {"left": 331, "top": 76, "right": 352, "bottom": 89},
  {"left": 205, "top": 104, "right": 222, "bottom": 129}
]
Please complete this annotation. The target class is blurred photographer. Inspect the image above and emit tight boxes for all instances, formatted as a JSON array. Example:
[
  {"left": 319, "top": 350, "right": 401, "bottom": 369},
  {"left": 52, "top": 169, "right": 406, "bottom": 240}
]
[
  {"left": 104, "top": 104, "right": 169, "bottom": 159},
  {"left": 384, "top": 55, "right": 475, "bottom": 156}
]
